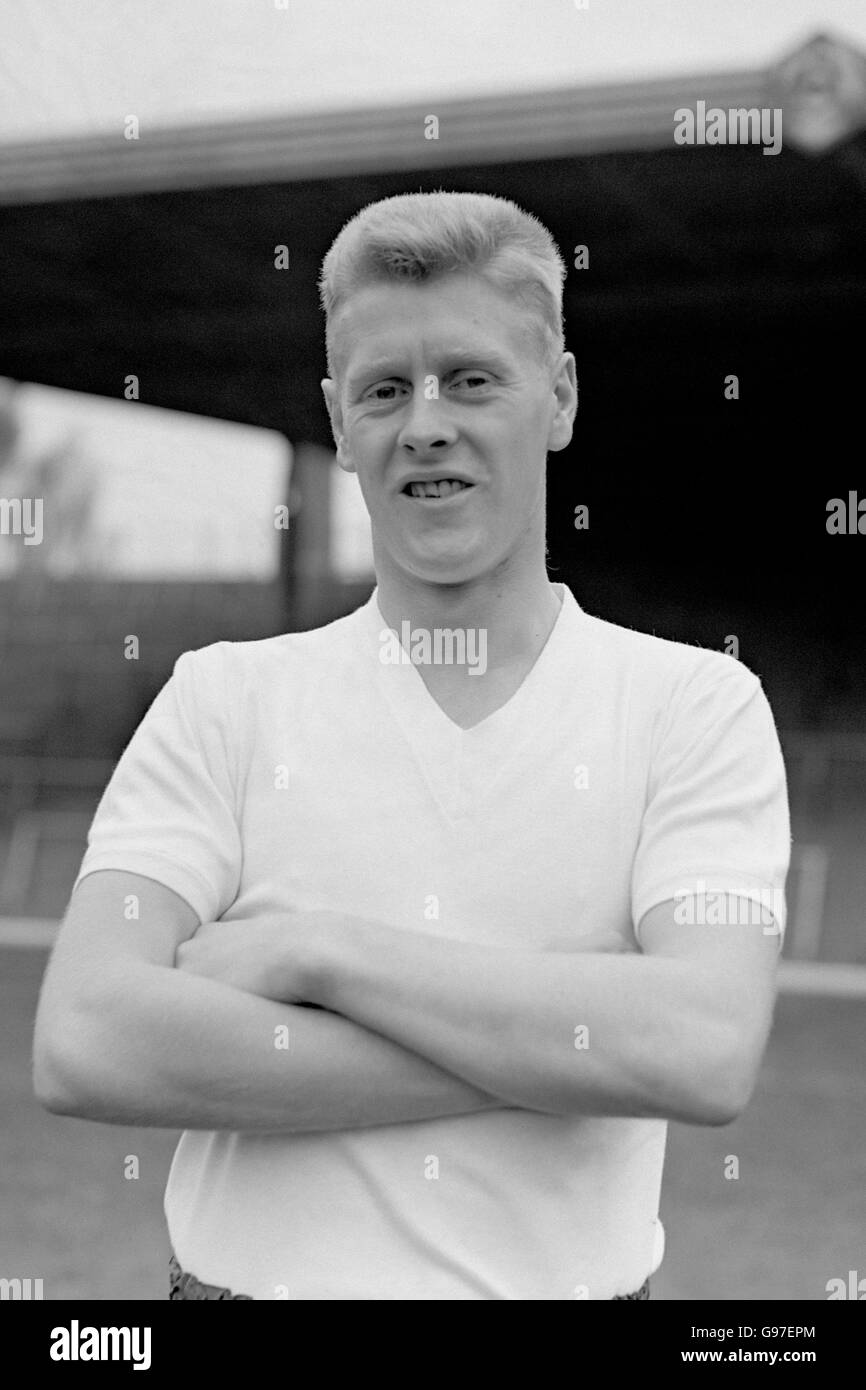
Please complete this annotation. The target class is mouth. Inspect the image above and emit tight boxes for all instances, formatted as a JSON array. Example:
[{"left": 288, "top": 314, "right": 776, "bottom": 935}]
[{"left": 401, "top": 479, "right": 475, "bottom": 501}]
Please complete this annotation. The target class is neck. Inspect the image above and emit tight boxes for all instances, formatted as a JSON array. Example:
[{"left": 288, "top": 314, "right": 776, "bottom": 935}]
[{"left": 373, "top": 557, "right": 562, "bottom": 676}]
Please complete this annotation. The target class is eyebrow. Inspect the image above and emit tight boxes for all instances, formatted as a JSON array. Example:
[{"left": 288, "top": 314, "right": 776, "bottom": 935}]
[{"left": 347, "top": 347, "right": 513, "bottom": 389}]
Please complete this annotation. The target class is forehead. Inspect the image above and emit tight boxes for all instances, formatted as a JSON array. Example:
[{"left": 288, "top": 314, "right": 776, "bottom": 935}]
[{"left": 330, "top": 271, "right": 537, "bottom": 380}]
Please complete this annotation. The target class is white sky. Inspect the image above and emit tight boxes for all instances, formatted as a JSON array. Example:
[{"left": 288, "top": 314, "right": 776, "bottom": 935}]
[
  {"left": 1, "top": 383, "right": 375, "bottom": 583},
  {"left": 1, "top": 385, "right": 290, "bottom": 580},
  {"left": 1, "top": 0, "right": 864, "bottom": 142}
]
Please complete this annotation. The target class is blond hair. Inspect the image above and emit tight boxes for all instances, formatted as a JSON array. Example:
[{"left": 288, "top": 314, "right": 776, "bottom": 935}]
[{"left": 319, "top": 191, "right": 566, "bottom": 379}]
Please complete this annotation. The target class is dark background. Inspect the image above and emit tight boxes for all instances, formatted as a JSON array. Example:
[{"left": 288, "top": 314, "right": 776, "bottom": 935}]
[{"left": 3, "top": 139, "right": 864, "bottom": 735}]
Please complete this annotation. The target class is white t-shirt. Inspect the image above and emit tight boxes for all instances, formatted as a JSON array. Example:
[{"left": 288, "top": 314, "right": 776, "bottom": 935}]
[{"left": 73, "top": 583, "right": 791, "bottom": 1300}]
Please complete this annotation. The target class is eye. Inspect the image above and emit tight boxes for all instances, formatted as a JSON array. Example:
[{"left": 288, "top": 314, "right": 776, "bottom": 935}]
[
  {"left": 452, "top": 372, "right": 493, "bottom": 390},
  {"left": 363, "top": 381, "right": 408, "bottom": 403}
]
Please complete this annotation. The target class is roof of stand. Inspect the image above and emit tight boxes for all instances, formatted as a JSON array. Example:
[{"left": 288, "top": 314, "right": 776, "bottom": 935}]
[{"left": 1, "top": 1, "right": 865, "bottom": 204}]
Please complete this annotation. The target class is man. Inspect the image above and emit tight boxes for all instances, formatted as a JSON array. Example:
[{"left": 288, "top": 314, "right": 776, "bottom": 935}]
[{"left": 33, "top": 191, "right": 790, "bottom": 1301}]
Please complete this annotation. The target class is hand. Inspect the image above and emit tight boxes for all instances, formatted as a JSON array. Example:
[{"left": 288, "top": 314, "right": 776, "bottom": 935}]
[
  {"left": 174, "top": 908, "right": 369, "bottom": 1005},
  {"left": 175, "top": 913, "right": 317, "bottom": 1003}
]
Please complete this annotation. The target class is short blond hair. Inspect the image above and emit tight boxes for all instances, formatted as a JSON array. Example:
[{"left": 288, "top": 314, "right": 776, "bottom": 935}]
[{"left": 319, "top": 191, "right": 566, "bottom": 379}]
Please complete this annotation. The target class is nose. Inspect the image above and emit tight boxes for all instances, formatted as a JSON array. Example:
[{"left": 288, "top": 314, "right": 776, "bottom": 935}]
[{"left": 396, "top": 389, "right": 458, "bottom": 454}]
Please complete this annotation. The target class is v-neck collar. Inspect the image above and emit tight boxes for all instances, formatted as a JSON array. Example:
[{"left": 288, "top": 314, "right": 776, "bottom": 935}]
[{"left": 353, "top": 583, "right": 581, "bottom": 823}]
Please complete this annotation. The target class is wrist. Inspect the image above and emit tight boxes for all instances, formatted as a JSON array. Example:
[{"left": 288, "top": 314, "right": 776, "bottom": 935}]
[{"left": 304, "top": 911, "right": 369, "bottom": 1010}]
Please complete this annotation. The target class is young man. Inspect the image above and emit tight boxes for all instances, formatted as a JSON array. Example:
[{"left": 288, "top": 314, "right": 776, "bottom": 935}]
[{"left": 33, "top": 192, "right": 790, "bottom": 1301}]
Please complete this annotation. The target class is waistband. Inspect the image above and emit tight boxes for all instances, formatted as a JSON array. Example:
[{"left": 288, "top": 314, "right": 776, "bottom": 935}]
[{"left": 169, "top": 1254, "right": 650, "bottom": 1301}]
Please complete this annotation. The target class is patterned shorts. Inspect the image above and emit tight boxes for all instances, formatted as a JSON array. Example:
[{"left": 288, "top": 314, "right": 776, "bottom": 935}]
[
  {"left": 612, "top": 1279, "right": 651, "bottom": 1300},
  {"left": 169, "top": 1254, "right": 649, "bottom": 1301},
  {"left": 169, "top": 1255, "right": 252, "bottom": 1300}
]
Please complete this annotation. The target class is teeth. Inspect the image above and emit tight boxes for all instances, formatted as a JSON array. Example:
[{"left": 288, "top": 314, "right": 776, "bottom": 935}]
[{"left": 408, "top": 480, "right": 469, "bottom": 498}]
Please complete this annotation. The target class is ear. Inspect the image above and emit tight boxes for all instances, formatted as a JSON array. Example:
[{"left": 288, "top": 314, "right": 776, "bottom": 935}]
[
  {"left": 547, "top": 352, "right": 578, "bottom": 454},
  {"left": 320, "top": 379, "right": 355, "bottom": 474}
]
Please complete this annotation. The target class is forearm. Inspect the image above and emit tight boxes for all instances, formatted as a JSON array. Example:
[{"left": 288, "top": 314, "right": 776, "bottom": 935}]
[
  {"left": 314, "top": 930, "right": 741, "bottom": 1124},
  {"left": 35, "top": 962, "right": 505, "bottom": 1131}
]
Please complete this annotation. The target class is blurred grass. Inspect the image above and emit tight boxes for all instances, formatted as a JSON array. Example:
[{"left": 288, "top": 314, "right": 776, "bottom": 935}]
[{"left": 2, "top": 946, "right": 865, "bottom": 1300}]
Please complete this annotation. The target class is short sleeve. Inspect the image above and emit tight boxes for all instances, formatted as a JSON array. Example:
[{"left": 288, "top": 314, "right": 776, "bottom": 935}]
[
  {"left": 72, "top": 645, "right": 243, "bottom": 924},
  {"left": 631, "top": 659, "right": 791, "bottom": 948}
]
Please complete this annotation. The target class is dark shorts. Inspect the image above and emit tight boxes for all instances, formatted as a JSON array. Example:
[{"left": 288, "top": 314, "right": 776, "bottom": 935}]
[{"left": 169, "top": 1253, "right": 649, "bottom": 1301}]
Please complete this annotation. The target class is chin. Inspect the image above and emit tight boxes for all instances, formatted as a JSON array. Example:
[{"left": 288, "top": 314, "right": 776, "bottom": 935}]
[{"left": 401, "top": 551, "right": 490, "bottom": 587}]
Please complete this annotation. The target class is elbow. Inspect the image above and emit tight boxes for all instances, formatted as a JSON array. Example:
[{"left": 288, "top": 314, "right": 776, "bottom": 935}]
[
  {"left": 620, "top": 1015, "right": 762, "bottom": 1126},
  {"left": 680, "top": 1040, "right": 761, "bottom": 1128},
  {"left": 33, "top": 1037, "right": 86, "bottom": 1117},
  {"left": 32, "top": 1008, "right": 106, "bottom": 1118},
  {"left": 687, "top": 1086, "right": 748, "bottom": 1128},
  {"left": 33, "top": 1071, "right": 81, "bottom": 1117},
  {"left": 33, "top": 1049, "right": 82, "bottom": 1116}
]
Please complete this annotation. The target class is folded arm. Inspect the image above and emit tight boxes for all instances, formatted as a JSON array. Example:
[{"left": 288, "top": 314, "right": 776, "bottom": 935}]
[
  {"left": 36, "top": 873, "right": 776, "bottom": 1133},
  {"left": 33, "top": 871, "right": 503, "bottom": 1131},
  {"left": 243, "top": 896, "right": 780, "bottom": 1126}
]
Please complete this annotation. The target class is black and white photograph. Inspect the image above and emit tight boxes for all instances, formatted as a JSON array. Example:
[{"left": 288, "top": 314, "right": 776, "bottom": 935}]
[{"left": 1, "top": 0, "right": 864, "bottom": 1357}]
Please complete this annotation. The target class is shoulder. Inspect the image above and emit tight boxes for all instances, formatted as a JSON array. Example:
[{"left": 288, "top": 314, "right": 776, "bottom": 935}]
[
  {"left": 575, "top": 602, "right": 762, "bottom": 707},
  {"left": 172, "top": 603, "right": 369, "bottom": 704}
]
